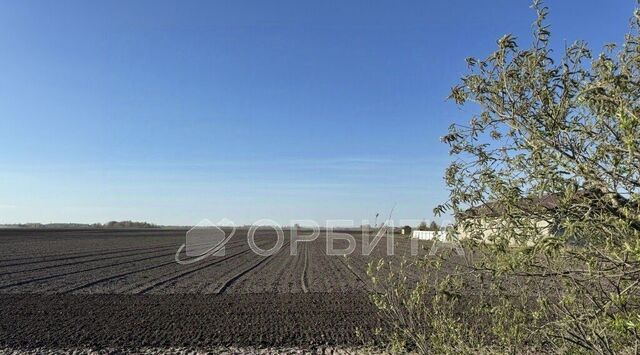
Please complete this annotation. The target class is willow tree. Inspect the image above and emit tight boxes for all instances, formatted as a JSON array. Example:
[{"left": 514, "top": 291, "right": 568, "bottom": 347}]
[
  {"left": 437, "top": 0, "right": 640, "bottom": 353},
  {"left": 371, "top": 2, "right": 640, "bottom": 354}
]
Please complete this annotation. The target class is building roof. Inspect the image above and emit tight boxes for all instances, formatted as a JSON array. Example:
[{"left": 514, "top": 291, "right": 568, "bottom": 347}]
[
  {"left": 461, "top": 189, "right": 637, "bottom": 219},
  {"left": 461, "top": 193, "right": 561, "bottom": 218}
]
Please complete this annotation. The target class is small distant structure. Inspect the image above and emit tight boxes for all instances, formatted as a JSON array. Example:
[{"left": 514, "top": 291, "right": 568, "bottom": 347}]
[{"left": 412, "top": 230, "right": 446, "bottom": 241}]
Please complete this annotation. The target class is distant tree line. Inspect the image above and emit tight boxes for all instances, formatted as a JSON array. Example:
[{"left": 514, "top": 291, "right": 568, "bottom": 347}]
[
  {"left": 417, "top": 220, "right": 440, "bottom": 231},
  {"left": 0, "top": 221, "right": 159, "bottom": 228},
  {"left": 96, "top": 221, "right": 158, "bottom": 228}
]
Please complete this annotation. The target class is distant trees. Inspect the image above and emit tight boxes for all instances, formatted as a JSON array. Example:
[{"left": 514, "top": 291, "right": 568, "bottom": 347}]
[
  {"left": 417, "top": 221, "right": 440, "bottom": 231},
  {"left": 101, "top": 221, "right": 158, "bottom": 228},
  {"left": 0, "top": 221, "right": 159, "bottom": 229}
]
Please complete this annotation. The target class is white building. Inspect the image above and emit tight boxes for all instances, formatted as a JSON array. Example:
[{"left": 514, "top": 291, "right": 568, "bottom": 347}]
[{"left": 411, "top": 230, "right": 446, "bottom": 241}]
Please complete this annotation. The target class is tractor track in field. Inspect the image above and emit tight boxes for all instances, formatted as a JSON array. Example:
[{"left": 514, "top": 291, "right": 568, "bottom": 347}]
[
  {"left": 300, "top": 242, "right": 309, "bottom": 293},
  {"left": 0, "top": 243, "right": 179, "bottom": 267},
  {"left": 268, "top": 242, "right": 297, "bottom": 292},
  {"left": 214, "top": 242, "right": 291, "bottom": 294},
  {"left": 128, "top": 238, "right": 276, "bottom": 294},
  {"left": 335, "top": 255, "right": 371, "bottom": 292},
  {"left": 0, "top": 249, "right": 183, "bottom": 290},
  {"left": 60, "top": 260, "right": 177, "bottom": 293},
  {"left": 60, "top": 239, "right": 252, "bottom": 294},
  {"left": 0, "top": 245, "right": 180, "bottom": 276}
]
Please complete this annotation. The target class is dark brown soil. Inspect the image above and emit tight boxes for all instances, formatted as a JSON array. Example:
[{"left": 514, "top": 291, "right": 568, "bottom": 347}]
[
  {"left": 0, "top": 293, "right": 380, "bottom": 349},
  {"left": 0, "top": 228, "right": 431, "bottom": 349}
]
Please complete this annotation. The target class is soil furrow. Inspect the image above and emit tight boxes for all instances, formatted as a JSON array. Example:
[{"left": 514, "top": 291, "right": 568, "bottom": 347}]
[
  {"left": 0, "top": 246, "right": 179, "bottom": 276},
  {"left": 60, "top": 260, "right": 176, "bottom": 293},
  {"left": 214, "top": 242, "right": 291, "bottom": 294},
  {"left": 129, "top": 243, "right": 262, "bottom": 294},
  {"left": 335, "top": 255, "right": 371, "bottom": 292},
  {"left": 0, "top": 243, "right": 178, "bottom": 267},
  {"left": 0, "top": 250, "right": 177, "bottom": 290},
  {"left": 59, "top": 240, "right": 252, "bottom": 293},
  {"left": 301, "top": 242, "right": 309, "bottom": 293}
]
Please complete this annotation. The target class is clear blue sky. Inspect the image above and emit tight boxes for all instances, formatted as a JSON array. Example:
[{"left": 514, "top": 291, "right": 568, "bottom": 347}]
[{"left": 0, "top": 1, "right": 634, "bottom": 225}]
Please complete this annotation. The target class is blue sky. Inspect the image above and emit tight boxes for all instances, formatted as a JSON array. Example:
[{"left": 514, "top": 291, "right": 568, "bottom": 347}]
[{"left": 0, "top": 1, "right": 635, "bottom": 225}]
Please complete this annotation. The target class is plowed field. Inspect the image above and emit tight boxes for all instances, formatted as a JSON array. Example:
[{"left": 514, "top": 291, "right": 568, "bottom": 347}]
[{"left": 0, "top": 228, "right": 429, "bottom": 351}]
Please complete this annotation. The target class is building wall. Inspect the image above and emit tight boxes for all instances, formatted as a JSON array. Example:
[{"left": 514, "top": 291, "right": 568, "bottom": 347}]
[{"left": 456, "top": 218, "right": 553, "bottom": 246}]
